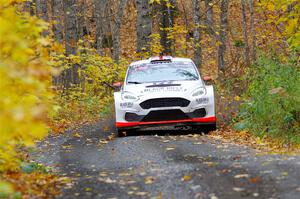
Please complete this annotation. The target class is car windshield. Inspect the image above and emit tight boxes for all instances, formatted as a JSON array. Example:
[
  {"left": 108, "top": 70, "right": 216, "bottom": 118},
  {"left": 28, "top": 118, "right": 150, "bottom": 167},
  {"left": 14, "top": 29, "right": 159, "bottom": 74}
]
[{"left": 126, "top": 62, "right": 199, "bottom": 84}]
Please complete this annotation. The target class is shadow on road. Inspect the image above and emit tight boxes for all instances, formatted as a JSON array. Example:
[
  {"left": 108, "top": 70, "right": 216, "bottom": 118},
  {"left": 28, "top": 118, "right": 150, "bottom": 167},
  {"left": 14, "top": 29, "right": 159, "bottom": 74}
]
[{"left": 124, "top": 129, "right": 208, "bottom": 137}]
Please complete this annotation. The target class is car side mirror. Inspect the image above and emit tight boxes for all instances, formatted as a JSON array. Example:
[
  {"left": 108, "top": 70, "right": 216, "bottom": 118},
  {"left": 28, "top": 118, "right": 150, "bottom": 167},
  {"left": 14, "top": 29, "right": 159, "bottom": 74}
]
[
  {"left": 112, "top": 82, "right": 123, "bottom": 90},
  {"left": 203, "top": 76, "right": 213, "bottom": 84}
]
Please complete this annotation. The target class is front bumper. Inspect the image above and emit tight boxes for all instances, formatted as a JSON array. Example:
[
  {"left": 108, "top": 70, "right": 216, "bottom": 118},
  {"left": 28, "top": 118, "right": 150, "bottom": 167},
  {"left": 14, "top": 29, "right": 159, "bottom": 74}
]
[
  {"left": 115, "top": 98, "right": 215, "bottom": 130},
  {"left": 116, "top": 116, "right": 216, "bottom": 128}
]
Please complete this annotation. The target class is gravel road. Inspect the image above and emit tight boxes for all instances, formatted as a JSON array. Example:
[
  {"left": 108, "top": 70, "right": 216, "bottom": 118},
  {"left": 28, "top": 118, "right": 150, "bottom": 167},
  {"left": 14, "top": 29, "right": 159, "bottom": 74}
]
[{"left": 34, "top": 118, "right": 300, "bottom": 199}]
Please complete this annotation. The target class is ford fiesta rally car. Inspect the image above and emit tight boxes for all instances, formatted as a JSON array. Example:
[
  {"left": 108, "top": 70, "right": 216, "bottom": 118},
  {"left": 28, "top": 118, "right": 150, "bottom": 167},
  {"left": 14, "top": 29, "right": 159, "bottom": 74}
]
[{"left": 114, "top": 56, "right": 216, "bottom": 136}]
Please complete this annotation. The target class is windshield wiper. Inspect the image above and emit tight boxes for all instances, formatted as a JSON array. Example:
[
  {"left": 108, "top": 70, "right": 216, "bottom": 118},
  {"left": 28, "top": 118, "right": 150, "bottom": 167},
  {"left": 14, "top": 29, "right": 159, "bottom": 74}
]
[{"left": 128, "top": 81, "right": 142, "bottom": 84}]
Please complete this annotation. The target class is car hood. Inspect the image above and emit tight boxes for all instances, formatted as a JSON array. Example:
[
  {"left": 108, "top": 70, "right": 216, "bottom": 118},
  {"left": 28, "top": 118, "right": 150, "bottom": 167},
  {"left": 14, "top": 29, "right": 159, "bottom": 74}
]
[{"left": 123, "top": 80, "right": 204, "bottom": 96}]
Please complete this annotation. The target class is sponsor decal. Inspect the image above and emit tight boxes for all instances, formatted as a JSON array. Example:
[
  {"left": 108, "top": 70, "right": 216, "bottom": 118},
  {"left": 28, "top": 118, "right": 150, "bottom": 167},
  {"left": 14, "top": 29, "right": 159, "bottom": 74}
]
[
  {"left": 144, "top": 87, "right": 184, "bottom": 92},
  {"left": 196, "top": 98, "right": 209, "bottom": 104},
  {"left": 120, "top": 102, "right": 134, "bottom": 108}
]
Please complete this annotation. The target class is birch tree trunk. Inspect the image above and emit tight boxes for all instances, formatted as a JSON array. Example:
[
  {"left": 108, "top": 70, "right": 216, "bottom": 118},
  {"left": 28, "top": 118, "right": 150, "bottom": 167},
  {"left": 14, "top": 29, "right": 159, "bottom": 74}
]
[
  {"left": 51, "top": 0, "right": 63, "bottom": 43},
  {"left": 94, "top": 0, "right": 107, "bottom": 55},
  {"left": 193, "top": 0, "right": 202, "bottom": 68},
  {"left": 240, "top": 0, "right": 250, "bottom": 67},
  {"left": 249, "top": 0, "right": 256, "bottom": 61},
  {"left": 112, "top": 0, "right": 128, "bottom": 63},
  {"left": 217, "top": 0, "right": 229, "bottom": 73},
  {"left": 136, "top": 0, "right": 152, "bottom": 54},
  {"left": 63, "top": 0, "right": 79, "bottom": 88}
]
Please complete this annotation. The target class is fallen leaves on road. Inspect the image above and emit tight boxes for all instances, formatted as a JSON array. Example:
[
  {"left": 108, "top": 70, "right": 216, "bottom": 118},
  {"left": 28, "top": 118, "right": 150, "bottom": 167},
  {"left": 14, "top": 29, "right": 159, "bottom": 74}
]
[
  {"left": 210, "top": 126, "right": 300, "bottom": 153},
  {"left": 232, "top": 187, "right": 245, "bottom": 192},
  {"left": 210, "top": 194, "right": 218, "bottom": 199},
  {"left": 72, "top": 132, "right": 81, "bottom": 138},
  {"left": 193, "top": 142, "right": 203, "bottom": 145},
  {"left": 166, "top": 147, "right": 175, "bottom": 151},
  {"left": 234, "top": 174, "right": 250, "bottom": 178},
  {"left": 135, "top": 191, "right": 148, "bottom": 196},
  {"left": 99, "top": 139, "right": 109, "bottom": 144},
  {"left": 249, "top": 176, "right": 261, "bottom": 184},
  {"left": 98, "top": 177, "right": 116, "bottom": 184},
  {"left": 203, "top": 162, "right": 217, "bottom": 167},
  {"left": 182, "top": 175, "right": 191, "bottom": 181},
  {"left": 144, "top": 176, "right": 155, "bottom": 184}
]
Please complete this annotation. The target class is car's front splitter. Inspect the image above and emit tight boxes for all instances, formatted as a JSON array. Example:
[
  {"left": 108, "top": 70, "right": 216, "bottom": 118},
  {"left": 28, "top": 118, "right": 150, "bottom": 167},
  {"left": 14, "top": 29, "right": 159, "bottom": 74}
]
[{"left": 116, "top": 116, "right": 216, "bottom": 128}]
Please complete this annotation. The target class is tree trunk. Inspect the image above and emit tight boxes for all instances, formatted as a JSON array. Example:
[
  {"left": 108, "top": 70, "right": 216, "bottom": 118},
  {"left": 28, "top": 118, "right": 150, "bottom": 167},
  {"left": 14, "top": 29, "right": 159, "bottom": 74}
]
[
  {"left": 51, "top": 0, "right": 64, "bottom": 87},
  {"left": 136, "top": 0, "right": 152, "bottom": 54},
  {"left": 181, "top": 1, "right": 189, "bottom": 56},
  {"left": 159, "top": 0, "right": 175, "bottom": 55},
  {"left": 193, "top": 0, "right": 202, "bottom": 68},
  {"left": 51, "top": 0, "right": 63, "bottom": 43},
  {"left": 36, "top": 0, "right": 48, "bottom": 21},
  {"left": 205, "top": 0, "right": 213, "bottom": 27},
  {"left": 94, "top": 0, "right": 107, "bottom": 55},
  {"left": 240, "top": 0, "right": 250, "bottom": 67},
  {"left": 112, "top": 0, "right": 128, "bottom": 63},
  {"left": 63, "top": 0, "right": 79, "bottom": 88},
  {"left": 77, "top": 1, "right": 88, "bottom": 39},
  {"left": 217, "top": 0, "right": 229, "bottom": 73},
  {"left": 23, "top": 0, "right": 35, "bottom": 15},
  {"left": 36, "top": 0, "right": 48, "bottom": 36},
  {"left": 249, "top": 0, "right": 256, "bottom": 62}
]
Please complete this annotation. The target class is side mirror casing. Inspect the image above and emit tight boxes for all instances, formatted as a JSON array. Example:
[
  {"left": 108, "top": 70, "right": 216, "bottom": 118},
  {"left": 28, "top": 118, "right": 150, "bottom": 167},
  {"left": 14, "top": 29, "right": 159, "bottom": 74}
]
[
  {"left": 112, "top": 82, "right": 123, "bottom": 90},
  {"left": 203, "top": 76, "right": 213, "bottom": 84}
]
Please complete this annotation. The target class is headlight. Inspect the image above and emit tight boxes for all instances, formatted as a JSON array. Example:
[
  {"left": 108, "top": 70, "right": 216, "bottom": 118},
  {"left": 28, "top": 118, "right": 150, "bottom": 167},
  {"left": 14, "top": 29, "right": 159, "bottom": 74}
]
[
  {"left": 192, "top": 87, "right": 206, "bottom": 97},
  {"left": 121, "top": 92, "right": 139, "bottom": 101}
]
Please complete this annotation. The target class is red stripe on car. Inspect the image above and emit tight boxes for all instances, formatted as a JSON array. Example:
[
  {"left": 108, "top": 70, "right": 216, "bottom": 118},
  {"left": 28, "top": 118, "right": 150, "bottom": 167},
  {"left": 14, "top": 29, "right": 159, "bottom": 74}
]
[{"left": 116, "top": 117, "right": 216, "bottom": 128}]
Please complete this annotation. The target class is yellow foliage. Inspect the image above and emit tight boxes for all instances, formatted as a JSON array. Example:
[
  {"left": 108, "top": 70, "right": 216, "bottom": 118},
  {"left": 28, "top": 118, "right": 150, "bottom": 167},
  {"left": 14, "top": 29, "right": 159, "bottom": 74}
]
[
  {"left": 0, "top": 1, "right": 52, "bottom": 171},
  {"left": 49, "top": 44, "right": 128, "bottom": 133},
  {"left": 259, "top": 0, "right": 300, "bottom": 51},
  {"left": 149, "top": 33, "right": 163, "bottom": 56}
]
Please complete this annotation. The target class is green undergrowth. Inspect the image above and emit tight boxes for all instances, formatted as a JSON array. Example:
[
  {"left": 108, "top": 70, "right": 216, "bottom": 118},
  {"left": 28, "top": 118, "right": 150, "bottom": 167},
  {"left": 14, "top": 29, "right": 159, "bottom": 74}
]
[{"left": 235, "top": 54, "right": 300, "bottom": 145}]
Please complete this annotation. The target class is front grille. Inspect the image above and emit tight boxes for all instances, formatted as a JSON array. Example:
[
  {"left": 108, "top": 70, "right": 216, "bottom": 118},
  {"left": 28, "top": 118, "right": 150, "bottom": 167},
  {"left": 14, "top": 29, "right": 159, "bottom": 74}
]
[
  {"left": 140, "top": 98, "right": 190, "bottom": 109},
  {"left": 142, "top": 109, "right": 189, "bottom": 122}
]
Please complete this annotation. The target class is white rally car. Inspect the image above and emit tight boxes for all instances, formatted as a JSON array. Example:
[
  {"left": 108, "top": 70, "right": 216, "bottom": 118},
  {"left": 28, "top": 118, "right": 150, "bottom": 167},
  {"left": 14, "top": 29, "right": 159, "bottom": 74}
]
[{"left": 114, "top": 56, "right": 216, "bottom": 136}]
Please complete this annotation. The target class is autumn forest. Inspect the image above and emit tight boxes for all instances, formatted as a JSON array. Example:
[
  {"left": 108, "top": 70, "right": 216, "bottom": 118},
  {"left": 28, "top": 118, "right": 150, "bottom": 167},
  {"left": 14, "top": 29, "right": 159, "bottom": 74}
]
[{"left": 0, "top": 0, "right": 299, "bottom": 198}]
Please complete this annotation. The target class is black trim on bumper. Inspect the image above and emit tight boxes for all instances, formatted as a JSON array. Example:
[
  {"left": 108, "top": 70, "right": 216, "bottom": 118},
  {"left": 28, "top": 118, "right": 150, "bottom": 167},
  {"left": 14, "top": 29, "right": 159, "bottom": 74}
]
[{"left": 124, "top": 108, "right": 207, "bottom": 122}]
